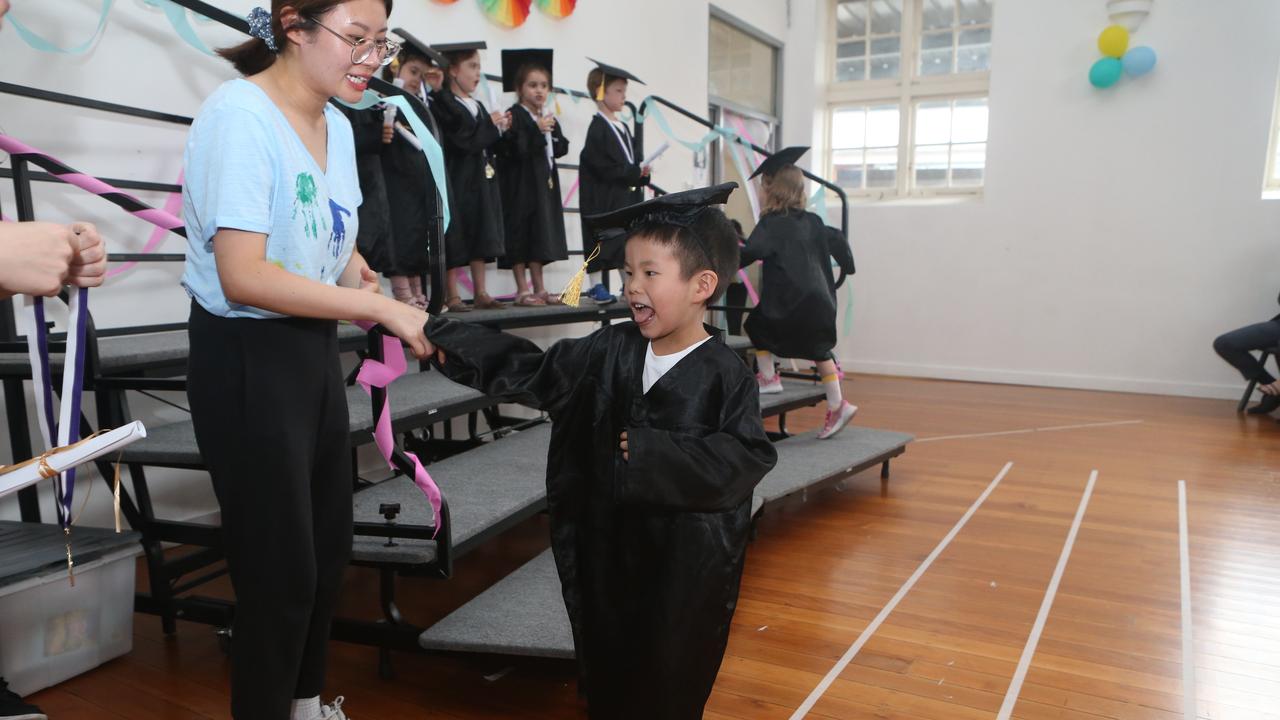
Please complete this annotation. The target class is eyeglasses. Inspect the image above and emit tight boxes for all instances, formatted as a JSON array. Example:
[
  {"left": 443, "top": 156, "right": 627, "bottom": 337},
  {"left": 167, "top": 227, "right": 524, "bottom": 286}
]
[{"left": 307, "top": 16, "right": 400, "bottom": 66}]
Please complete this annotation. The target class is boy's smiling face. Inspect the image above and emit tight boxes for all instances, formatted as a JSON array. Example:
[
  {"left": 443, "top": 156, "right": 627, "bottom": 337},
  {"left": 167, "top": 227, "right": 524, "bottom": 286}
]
[{"left": 623, "top": 234, "right": 718, "bottom": 352}]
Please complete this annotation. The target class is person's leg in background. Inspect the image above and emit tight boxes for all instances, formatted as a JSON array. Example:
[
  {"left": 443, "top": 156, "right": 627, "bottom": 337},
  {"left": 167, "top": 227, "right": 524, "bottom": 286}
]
[{"left": 1213, "top": 320, "right": 1280, "bottom": 414}]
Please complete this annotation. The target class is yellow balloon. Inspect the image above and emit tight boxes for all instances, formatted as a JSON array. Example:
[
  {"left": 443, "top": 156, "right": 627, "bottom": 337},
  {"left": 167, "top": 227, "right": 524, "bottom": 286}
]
[{"left": 1097, "top": 24, "right": 1129, "bottom": 58}]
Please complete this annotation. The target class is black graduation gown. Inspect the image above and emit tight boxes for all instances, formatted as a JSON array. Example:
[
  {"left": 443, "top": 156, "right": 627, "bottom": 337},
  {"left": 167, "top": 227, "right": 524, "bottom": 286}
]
[
  {"left": 496, "top": 105, "right": 570, "bottom": 268},
  {"left": 431, "top": 90, "right": 505, "bottom": 268},
  {"left": 379, "top": 97, "right": 445, "bottom": 276},
  {"left": 335, "top": 104, "right": 394, "bottom": 274},
  {"left": 740, "top": 209, "right": 857, "bottom": 360},
  {"left": 578, "top": 114, "right": 649, "bottom": 273},
  {"left": 424, "top": 318, "right": 777, "bottom": 719}
]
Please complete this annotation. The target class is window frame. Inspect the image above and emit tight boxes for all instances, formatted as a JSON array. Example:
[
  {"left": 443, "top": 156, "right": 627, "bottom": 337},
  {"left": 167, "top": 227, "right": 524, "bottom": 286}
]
[
  {"left": 826, "top": 0, "right": 993, "bottom": 200},
  {"left": 1264, "top": 69, "right": 1280, "bottom": 196}
]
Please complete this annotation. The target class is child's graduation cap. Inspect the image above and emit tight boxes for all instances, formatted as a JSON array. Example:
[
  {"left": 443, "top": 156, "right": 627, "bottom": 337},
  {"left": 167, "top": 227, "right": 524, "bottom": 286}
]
[
  {"left": 434, "top": 40, "right": 488, "bottom": 56},
  {"left": 588, "top": 57, "right": 645, "bottom": 101},
  {"left": 391, "top": 28, "right": 449, "bottom": 68},
  {"left": 749, "top": 146, "right": 810, "bottom": 180},
  {"left": 501, "top": 49, "right": 554, "bottom": 92},
  {"left": 560, "top": 183, "right": 738, "bottom": 306}
]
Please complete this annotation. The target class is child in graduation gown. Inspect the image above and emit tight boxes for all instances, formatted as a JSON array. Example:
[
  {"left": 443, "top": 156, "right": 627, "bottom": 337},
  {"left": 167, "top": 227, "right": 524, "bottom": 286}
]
[
  {"left": 496, "top": 49, "right": 570, "bottom": 306},
  {"left": 741, "top": 147, "right": 859, "bottom": 439},
  {"left": 576, "top": 59, "right": 652, "bottom": 305},
  {"left": 422, "top": 184, "right": 777, "bottom": 719},
  {"left": 378, "top": 30, "right": 448, "bottom": 308},
  {"left": 433, "top": 42, "right": 511, "bottom": 311}
]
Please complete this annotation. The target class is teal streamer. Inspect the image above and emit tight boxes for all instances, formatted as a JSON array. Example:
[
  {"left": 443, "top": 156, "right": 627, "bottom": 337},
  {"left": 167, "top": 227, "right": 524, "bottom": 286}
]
[
  {"left": 149, "top": 0, "right": 215, "bottom": 56},
  {"left": 339, "top": 91, "right": 451, "bottom": 232},
  {"left": 8, "top": 0, "right": 114, "bottom": 54}
]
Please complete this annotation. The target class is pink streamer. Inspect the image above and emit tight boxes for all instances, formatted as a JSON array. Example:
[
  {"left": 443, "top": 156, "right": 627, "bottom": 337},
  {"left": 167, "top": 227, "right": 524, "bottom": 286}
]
[
  {"left": 561, "top": 176, "right": 580, "bottom": 208},
  {"left": 107, "top": 171, "right": 185, "bottom": 278},
  {"left": 354, "top": 323, "right": 443, "bottom": 536}
]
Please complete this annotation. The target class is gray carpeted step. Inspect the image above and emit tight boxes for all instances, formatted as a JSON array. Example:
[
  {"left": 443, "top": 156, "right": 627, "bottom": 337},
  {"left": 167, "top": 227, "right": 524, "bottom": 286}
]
[
  {"left": 451, "top": 303, "right": 630, "bottom": 329},
  {"left": 118, "top": 369, "right": 489, "bottom": 467},
  {"left": 418, "top": 548, "right": 572, "bottom": 658},
  {"left": 758, "top": 382, "right": 825, "bottom": 416},
  {"left": 753, "top": 426, "right": 913, "bottom": 506},
  {"left": 0, "top": 323, "right": 368, "bottom": 378},
  {"left": 351, "top": 424, "right": 552, "bottom": 565},
  {"left": 0, "top": 521, "right": 141, "bottom": 587}
]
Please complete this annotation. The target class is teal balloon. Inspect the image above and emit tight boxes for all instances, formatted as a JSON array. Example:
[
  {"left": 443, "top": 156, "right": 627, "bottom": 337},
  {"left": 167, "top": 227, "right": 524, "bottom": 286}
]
[
  {"left": 1089, "top": 57, "right": 1124, "bottom": 88},
  {"left": 1122, "top": 46, "right": 1157, "bottom": 77}
]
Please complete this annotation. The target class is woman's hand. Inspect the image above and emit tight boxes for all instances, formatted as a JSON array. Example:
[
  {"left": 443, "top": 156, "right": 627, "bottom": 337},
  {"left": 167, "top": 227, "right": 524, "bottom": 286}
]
[
  {"left": 67, "top": 222, "right": 107, "bottom": 288},
  {"left": 619, "top": 430, "right": 629, "bottom": 461},
  {"left": 379, "top": 298, "right": 432, "bottom": 359},
  {"left": 382, "top": 124, "right": 395, "bottom": 144}
]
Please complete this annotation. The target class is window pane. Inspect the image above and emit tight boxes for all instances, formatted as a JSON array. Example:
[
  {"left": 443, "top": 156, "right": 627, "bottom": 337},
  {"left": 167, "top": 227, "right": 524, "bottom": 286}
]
[
  {"left": 921, "top": 0, "right": 954, "bottom": 31},
  {"left": 835, "top": 58, "right": 867, "bottom": 82},
  {"left": 833, "top": 149, "right": 865, "bottom": 189},
  {"left": 914, "top": 144, "right": 949, "bottom": 187},
  {"left": 866, "top": 146, "right": 897, "bottom": 188},
  {"left": 836, "top": 0, "right": 868, "bottom": 38},
  {"left": 869, "top": 0, "right": 902, "bottom": 34},
  {"left": 951, "top": 142, "right": 986, "bottom": 185},
  {"left": 837, "top": 40, "right": 867, "bottom": 59},
  {"left": 915, "top": 102, "right": 952, "bottom": 145},
  {"left": 832, "top": 108, "right": 867, "bottom": 149},
  {"left": 1273, "top": 144, "right": 1280, "bottom": 183},
  {"left": 708, "top": 17, "right": 777, "bottom": 116},
  {"left": 952, "top": 98, "right": 988, "bottom": 143},
  {"left": 957, "top": 28, "right": 991, "bottom": 72},
  {"left": 958, "top": 0, "right": 993, "bottom": 26},
  {"left": 920, "top": 31, "right": 954, "bottom": 75},
  {"left": 866, "top": 105, "right": 900, "bottom": 147},
  {"left": 869, "top": 36, "right": 901, "bottom": 79}
]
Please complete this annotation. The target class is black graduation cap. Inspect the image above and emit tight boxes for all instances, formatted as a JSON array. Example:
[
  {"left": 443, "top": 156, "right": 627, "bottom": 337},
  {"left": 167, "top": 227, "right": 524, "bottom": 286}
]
[
  {"left": 587, "top": 57, "right": 645, "bottom": 85},
  {"left": 749, "top": 146, "right": 810, "bottom": 180},
  {"left": 501, "top": 49, "right": 554, "bottom": 92},
  {"left": 433, "top": 40, "right": 487, "bottom": 55},
  {"left": 585, "top": 183, "right": 737, "bottom": 235},
  {"left": 391, "top": 28, "right": 448, "bottom": 68}
]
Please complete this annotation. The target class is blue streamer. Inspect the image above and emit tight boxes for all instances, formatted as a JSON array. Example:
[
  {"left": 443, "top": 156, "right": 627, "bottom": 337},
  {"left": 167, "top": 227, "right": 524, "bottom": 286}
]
[
  {"left": 8, "top": 0, "right": 114, "bottom": 54},
  {"left": 339, "top": 91, "right": 451, "bottom": 233},
  {"left": 148, "top": 0, "right": 215, "bottom": 56}
]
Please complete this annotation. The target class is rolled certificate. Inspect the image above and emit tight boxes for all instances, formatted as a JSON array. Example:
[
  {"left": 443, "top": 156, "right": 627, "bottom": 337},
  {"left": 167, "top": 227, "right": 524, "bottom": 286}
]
[
  {"left": 385, "top": 78, "right": 405, "bottom": 127},
  {"left": 641, "top": 141, "right": 670, "bottom": 167},
  {"left": 395, "top": 123, "right": 423, "bottom": 151},
  {"left": 0, "top": 421, "right": 147, "bottom": 499}
]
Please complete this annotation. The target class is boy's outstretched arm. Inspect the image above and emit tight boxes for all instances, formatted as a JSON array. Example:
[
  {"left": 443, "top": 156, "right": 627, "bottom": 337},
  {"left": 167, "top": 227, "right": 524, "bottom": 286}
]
[
  {"left": 425, "top": 316, "right": 598, "bottom": 417},
  {"left": 619, "top": 374, "right": 778, "bottom": 513}
]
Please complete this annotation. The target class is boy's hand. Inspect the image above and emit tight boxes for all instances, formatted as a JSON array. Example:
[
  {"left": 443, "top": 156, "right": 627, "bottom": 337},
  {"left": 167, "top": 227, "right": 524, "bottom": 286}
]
[
  {"left": 619, "top": 430, "right": 628, "bottom": 461},
  {"left": 435, "top": 348, "right": 447, "bottom": 365},
  {"left": 359, "top": 265, "right": 381, "bottom": 294},
  {"left": 382, "top": 125, "right": 395, "bottom": 144}
]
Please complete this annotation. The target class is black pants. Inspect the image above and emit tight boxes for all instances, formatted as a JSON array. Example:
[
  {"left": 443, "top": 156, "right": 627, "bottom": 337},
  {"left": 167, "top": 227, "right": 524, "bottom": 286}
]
[
  {"left": 187, "top": 302, "right": 352, "bottom": 720},
  {"left": 724, "top": 283, "right": 747, "bottom": 337},
  {"left": 1213, "top": 319, "right": 1280, "bottom": 385}
]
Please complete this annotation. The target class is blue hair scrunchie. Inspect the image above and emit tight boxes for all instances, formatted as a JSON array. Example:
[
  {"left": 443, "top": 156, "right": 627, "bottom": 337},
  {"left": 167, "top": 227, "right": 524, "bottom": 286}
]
[{"left": 246, "top": 6, "right": 278, "bottom": 53}]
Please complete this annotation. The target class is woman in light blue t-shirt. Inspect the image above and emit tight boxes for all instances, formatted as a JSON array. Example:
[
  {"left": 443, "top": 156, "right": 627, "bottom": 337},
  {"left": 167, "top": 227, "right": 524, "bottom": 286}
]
[{"left": 181, "top": 2, "right": 428, "bottom": 718}]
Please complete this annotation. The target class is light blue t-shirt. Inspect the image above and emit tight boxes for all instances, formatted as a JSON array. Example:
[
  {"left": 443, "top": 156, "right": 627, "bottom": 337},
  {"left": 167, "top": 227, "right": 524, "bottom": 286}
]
[{"left": 181, "top": 79, "right": 362, "bottom": 319}]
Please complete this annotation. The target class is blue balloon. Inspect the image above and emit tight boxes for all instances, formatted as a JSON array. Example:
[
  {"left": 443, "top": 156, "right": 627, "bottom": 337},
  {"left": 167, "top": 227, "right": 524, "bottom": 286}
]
[
  {"left": 1123, "top": 46, "right": 1158, "bottom": 77},
  {"left": 1089, "top": 57, "right": 1124, "bottom": 88}
]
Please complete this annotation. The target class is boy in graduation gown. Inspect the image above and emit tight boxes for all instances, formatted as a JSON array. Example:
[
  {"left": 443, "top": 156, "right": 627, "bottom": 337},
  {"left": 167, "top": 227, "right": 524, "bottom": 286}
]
[
  {"left": 577, "top": 59, "right": 651, "bottom": 305},
  {"left": 740, "top": 147, "right": 859, "bottom": 439},
  {"left": 496, "top": 48, "right": 571, "bottom": 306},
  {"left": 423, "top": 184, "right": 778, "bottom": 719}
]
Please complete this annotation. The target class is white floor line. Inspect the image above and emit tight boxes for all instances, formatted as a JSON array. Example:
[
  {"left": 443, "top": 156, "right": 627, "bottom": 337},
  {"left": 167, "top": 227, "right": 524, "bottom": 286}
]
[
  {"left": 1179, "top": 480, "right": 1197, "bottom": 720},
  {"left": 996, "top": 470, "right": 1099, "bottom": 720},
  {"left": 917, "top": 419, "right": 1144, "bottom": 443},
  {"left": 788, "top": 461, "right": 1016, "bottom": 720}
]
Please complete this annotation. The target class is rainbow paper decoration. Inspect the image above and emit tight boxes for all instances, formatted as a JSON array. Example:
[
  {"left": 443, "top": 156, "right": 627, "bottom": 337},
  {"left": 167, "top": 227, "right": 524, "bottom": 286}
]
[
  {"left": 536, "top": 0, "right": 577, "bottom": 18},
  {"left": 478, "top": 0, "right": 532, "bottom": 27}
]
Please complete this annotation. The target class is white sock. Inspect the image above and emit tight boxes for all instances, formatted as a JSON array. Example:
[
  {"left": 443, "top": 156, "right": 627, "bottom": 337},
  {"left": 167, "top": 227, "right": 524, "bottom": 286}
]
[
  {"left": 588, "top": 271, "right": 603, "bottom": 287},
  {"left": 756, "top": 352, "right": 776, "bottom": 380},
  {"left": 291, "top": 696, "right": 322, "bottom": 720},
  {"left": 822, "top": 373, "right": 843, "bottom": 411}
]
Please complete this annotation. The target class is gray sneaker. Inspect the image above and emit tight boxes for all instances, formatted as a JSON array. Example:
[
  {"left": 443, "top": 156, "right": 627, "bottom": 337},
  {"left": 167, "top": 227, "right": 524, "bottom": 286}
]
[{"left": 319, "top": 697, "right": 349, "bottom": 720}]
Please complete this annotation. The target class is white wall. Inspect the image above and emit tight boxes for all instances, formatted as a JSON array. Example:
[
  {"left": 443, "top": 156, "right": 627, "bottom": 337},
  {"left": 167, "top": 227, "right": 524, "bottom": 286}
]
[
  {"left": 822, "top": 1, "right": 1280, "bottom": 399},
  {"left": 0, "top": 0, "right": 768, "bottom": 525}
]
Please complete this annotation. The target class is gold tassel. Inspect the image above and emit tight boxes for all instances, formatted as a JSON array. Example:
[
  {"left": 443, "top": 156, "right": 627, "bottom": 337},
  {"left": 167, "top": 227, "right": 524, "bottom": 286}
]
[
  {"left": 595, "top": 81, "right": 605, "bottom": 102},
  {"left": 560, "top": 244, "right": 601, "bottom": 307}
]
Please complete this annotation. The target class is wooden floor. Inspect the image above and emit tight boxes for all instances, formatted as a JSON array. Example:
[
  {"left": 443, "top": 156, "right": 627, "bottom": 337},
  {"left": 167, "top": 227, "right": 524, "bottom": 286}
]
[{"left": 28, "top": 375, "right": 1280, "bottom": 719}]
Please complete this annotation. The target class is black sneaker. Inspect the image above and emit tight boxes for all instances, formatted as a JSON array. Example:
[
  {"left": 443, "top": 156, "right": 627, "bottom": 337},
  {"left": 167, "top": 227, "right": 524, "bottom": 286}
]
[
  {"left": 0, "top": 679, "right": 46, "bottom": 720},
  {"left": 1247, "top": 394, "right": 1280, "bottom": 415}
]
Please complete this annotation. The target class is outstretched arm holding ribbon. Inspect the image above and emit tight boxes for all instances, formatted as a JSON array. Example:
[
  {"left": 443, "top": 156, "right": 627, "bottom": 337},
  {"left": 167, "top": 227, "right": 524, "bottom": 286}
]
[{"left": 0, "top": 221, "right": 107, "bottom": 298}]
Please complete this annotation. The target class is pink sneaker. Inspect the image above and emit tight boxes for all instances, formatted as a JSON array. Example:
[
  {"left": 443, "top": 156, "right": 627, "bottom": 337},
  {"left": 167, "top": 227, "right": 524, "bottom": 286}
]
[
  {"left": 818, "top": 401, "right": 858, "bottom": 439},
  {"left": 757, "top": 373, "right": 783, "bottom": 394}
]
